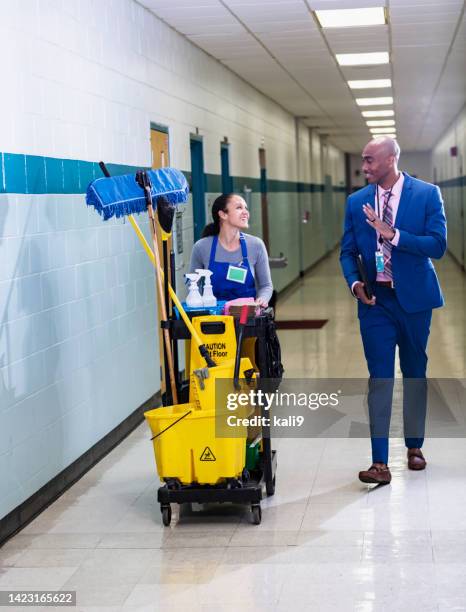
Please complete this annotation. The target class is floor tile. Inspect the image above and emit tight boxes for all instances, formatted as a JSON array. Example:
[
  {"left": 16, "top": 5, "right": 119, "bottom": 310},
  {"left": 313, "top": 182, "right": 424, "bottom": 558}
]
[{"left": 3, "top": 251, "right": 465, "bottom": 610}]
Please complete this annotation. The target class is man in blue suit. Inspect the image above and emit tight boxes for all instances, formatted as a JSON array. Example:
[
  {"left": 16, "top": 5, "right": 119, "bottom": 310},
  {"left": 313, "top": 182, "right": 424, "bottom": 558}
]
[{"left": 340, "top": 137, "right": 447, "bottom": 484}]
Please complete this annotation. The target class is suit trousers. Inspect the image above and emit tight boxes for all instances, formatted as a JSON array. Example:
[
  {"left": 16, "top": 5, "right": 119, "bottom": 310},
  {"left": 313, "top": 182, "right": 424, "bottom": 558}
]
[{"left": 359, "top": 286, "right": 432, "bottom": 464}]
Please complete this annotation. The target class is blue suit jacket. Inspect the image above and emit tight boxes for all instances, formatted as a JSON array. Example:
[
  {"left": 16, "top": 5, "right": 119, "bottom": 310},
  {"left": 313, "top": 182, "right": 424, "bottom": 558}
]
[{"left": 340, "top": 172, "right": 447, "bottom": 314}]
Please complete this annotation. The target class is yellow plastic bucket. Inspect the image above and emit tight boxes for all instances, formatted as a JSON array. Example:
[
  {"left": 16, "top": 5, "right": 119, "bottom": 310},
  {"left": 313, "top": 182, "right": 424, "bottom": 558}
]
[{"left": 144, "top": 403, "right": 249, "bottom": 485}]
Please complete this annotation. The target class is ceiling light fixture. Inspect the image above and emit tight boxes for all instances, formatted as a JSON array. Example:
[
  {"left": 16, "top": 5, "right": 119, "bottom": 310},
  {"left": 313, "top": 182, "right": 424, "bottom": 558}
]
[
  {"left": 315, "top": 7, "right": 386, "bottom": 28},
  {"left": 348, "top": 79, "right": 391, "bottom": 89},
  {"left": 362, "top": 110, "right": 395, "bottom": 118},
  {"left": 370, "top": 127, "right": 397, "bottom": 134},
  {"left": 373, "top": 134, "right": 397, "bottom": 139},
  {"left": 366, "top": 120, "right": 396, "bottom": 127},
  {"left": 357, "top": 96, "right": 393, "bottom": 106},
  {"left": 336, "top": 52, "right": 389, "bottom": 66}
]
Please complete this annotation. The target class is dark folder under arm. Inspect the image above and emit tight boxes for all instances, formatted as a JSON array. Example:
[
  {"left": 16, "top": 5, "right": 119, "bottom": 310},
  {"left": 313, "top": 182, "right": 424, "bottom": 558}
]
[{"left": 357, "top": 254, "right": 373, "bottom": 299}]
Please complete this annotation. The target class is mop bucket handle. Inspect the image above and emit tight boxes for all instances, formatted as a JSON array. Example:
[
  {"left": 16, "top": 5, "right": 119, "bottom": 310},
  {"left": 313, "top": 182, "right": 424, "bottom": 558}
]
[{"left": 150, "top": 410, "right": 192, "bottom": 441}]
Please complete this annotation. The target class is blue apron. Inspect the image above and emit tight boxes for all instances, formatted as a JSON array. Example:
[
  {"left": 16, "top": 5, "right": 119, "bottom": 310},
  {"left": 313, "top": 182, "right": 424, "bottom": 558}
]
[{"left": 208, "top": 233, "right": 256, "bottom": 300}]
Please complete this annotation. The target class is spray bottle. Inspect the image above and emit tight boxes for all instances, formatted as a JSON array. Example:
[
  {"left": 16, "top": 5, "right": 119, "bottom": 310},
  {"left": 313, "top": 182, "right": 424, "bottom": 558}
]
[
  {"left": 185, "top": 273, "right": 203, "bottom": 308},
  {"left": 196, "top": 269, "right": 217, "bottom": 307}
]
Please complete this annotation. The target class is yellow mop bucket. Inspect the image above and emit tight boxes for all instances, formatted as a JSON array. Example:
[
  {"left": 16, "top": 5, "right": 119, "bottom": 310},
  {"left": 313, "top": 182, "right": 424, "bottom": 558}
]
[
  {"left": 144, "top": 357, "right": 256, "bottom": 485},
  {"left": 145, "top": 403, "right": 247, "bottom": 485}
]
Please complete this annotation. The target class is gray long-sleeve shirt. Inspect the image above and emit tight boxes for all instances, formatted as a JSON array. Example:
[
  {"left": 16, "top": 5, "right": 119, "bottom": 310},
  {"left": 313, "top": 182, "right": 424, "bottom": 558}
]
[{"left": 189, "top": 233, "right": 273, "bottom": 302}]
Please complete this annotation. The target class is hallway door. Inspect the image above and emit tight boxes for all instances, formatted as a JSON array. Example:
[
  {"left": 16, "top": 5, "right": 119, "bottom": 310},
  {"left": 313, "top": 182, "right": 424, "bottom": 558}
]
[
  {"left": 150, "top": 124, "right": 172, "bottom": 394},
  {"left": 190, "top": 137, "right": 206, "bottom": 242},
  {"left": 221, "top": 143, "right": 233, "bottom": 194},
  {"left": 259, "top": 148, "right": 270, "bottom": 251},
  {"left": 323, "top": 174, "right": 334, "bottom": 252}
]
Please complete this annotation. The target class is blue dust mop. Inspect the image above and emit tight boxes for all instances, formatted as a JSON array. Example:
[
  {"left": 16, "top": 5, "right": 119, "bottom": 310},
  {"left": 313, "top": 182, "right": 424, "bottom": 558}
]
[
  {"left": 85, "top": 166, "right": 189, "bottom": 221},
  {"left": 86, "top": 163, "right": 216, "bottom": 393}
]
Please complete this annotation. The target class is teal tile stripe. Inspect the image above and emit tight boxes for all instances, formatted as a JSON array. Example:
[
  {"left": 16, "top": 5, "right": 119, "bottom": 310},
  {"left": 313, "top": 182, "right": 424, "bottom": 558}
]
[
  {"left": 0, "top": 151, "right": 349, "bottom": 196},
  {"left": 437, "top": 177, "right": 466, "bottom": 188},
  {"left": 4, "top": 153, "right": 27, "bottom": 193},
  {"left": 298, "top": 183, "right": 324, "bottom": 193},
  {"left": 0, "top": 153, "right": 148, "bottom": 195},
  {"left": 232, "top": 176, "right": 261, "bottom": 192},
  {"left": 205, "top": 173, "right": 222, "bottom": 193}
]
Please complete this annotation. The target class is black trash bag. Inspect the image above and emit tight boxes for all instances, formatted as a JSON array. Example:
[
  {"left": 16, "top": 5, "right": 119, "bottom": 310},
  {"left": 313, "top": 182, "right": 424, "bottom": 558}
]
[{"left": 262, "top": 316, "right": 285, "bottom": 382}]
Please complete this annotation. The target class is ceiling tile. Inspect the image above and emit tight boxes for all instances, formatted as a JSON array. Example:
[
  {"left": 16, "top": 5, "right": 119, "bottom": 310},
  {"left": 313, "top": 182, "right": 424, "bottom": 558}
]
[{"left": 141, "top": 0, "right": 465, "bottom": 152}]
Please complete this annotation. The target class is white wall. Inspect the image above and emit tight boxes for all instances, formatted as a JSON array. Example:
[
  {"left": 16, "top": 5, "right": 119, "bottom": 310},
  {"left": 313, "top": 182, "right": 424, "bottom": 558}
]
[
  {"left": 310, "top": 130, "right": 323, "bottom": 185},
  {"left": 432, "top": 105, "right": 466, "bottom": 267},
  {"left": 400, "top": 151, "right": 433, "bottom": 182}
]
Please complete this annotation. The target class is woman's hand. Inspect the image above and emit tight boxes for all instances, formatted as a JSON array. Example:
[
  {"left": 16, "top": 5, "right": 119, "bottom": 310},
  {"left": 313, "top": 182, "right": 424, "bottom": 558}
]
[{"left": 256, "top": 297, "right": 268, "bottom": 308}]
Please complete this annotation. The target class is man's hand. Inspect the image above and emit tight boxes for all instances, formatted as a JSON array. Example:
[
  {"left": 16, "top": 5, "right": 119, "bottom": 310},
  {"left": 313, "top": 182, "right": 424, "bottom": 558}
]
[
  {"left": 353, "top": 281, "right": 376, "bottom": 306},
  {"left": 255, "top": 297, "right": 268, "bottom": 308},
  {"left": 362, "top": 204, "right": 396, "bottom": 241}
]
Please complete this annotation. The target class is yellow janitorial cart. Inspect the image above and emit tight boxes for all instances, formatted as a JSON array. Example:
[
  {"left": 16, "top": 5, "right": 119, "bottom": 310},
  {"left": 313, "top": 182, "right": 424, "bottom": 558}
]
[{"left": 87, "top": 165, "right": 282, "bottom": 525}]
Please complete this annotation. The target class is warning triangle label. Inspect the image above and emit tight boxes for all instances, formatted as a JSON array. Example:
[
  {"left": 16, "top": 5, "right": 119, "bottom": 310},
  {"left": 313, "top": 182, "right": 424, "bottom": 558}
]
[{"left": 200, "top": 446, "right": 216, "bottom": 461}]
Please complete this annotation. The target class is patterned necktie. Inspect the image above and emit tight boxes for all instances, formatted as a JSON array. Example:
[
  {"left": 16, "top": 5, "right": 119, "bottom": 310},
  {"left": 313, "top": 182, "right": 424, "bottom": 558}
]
[{"left": 381, "top": 190, "right": 393, "bottom": 279}]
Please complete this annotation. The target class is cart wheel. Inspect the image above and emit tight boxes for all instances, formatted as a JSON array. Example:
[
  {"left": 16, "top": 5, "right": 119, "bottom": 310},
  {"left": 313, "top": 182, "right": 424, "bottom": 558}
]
[
  {"left": 266, "top": 475, "right": 276, "bottom": 497},
  {"left": 251, "top": 504, "right": 262, "bottom": 525},
  {"left": 161, "top": 504, "right": 172, "bottom": 526}
]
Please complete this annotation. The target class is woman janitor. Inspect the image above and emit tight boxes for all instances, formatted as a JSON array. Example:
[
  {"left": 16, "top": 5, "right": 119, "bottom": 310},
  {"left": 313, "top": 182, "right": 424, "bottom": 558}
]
[{"left": 189, "top": 194, "right": 273, "bottom": 306}]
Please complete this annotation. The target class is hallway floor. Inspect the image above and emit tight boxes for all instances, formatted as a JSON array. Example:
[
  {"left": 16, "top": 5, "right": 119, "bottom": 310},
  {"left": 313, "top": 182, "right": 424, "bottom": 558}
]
[{"left": 1, "top": 251, "right": 466, "bottom": 611}]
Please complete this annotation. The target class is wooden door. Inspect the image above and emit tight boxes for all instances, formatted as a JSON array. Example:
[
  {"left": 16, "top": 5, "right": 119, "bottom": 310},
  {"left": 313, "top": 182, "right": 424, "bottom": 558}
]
[{"left": 150, "top": 127, "right": 173, "bottom": 397}]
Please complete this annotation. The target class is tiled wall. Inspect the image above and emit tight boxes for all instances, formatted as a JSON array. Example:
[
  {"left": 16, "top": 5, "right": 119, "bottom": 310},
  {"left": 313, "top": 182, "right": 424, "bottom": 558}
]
[
  {"left": 0, "top": 184, "right": 157, "bottom": 519},
  {"left": 432, "top": 106, "right": 466, "bottom": 268},
  {"left": 0, "top": 0, "right": 346, "bottom": 520}
]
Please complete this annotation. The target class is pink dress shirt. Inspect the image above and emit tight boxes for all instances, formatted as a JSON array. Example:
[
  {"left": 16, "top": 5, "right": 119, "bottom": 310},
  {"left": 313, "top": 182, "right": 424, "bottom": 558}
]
[{"left": 375, "top": 172, "right": 404, "bottom": 282}]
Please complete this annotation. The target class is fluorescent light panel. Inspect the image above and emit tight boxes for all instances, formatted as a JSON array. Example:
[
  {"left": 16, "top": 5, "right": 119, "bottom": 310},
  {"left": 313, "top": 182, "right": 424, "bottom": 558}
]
[
  {"left": 336, "top": 52, "right": 389, "bottom": 66},
  {"left": 315, "top": 7, "right": 386, "bottom": 28},
  {"left": 373, "top": 134, "right": 397, "bottom": 139},
  {"left": 348, "top": 79, "right": 391, "bottom": 89},
  {"left": 357, "top": 96, "right": 393, "bottom": 106},
  {"left": 366, "top": 120, "right": 395, "bottom": 127},
  {"left": 370, "top": 127, "right": 397, "bottom": 134},
  {"left": 362, "top": 110, "right": 394, "bottom": 117}
]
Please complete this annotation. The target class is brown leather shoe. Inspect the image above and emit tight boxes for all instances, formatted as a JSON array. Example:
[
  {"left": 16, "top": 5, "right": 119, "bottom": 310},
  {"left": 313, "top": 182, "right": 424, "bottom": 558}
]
[
  {"left": 407, "top": 448, "right": 426, "bottom": 470},
  {"left": 359, "top": 463, "right": 392, "bottom": 484}
]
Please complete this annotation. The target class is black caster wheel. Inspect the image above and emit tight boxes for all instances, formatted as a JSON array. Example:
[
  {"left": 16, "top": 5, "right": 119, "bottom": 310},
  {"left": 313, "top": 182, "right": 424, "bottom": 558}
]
[
  {"left": 161, "top": 504, "right": 172, "bottom": 526},
  {"left": 165, "top": 478, "right": 181, "bottom": 490},
  {"left": 266, "top": 475, "right": 276, "bottom": 497},
  {"left": 251, "top": 504, "right": 262, "bottom": 525}
]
